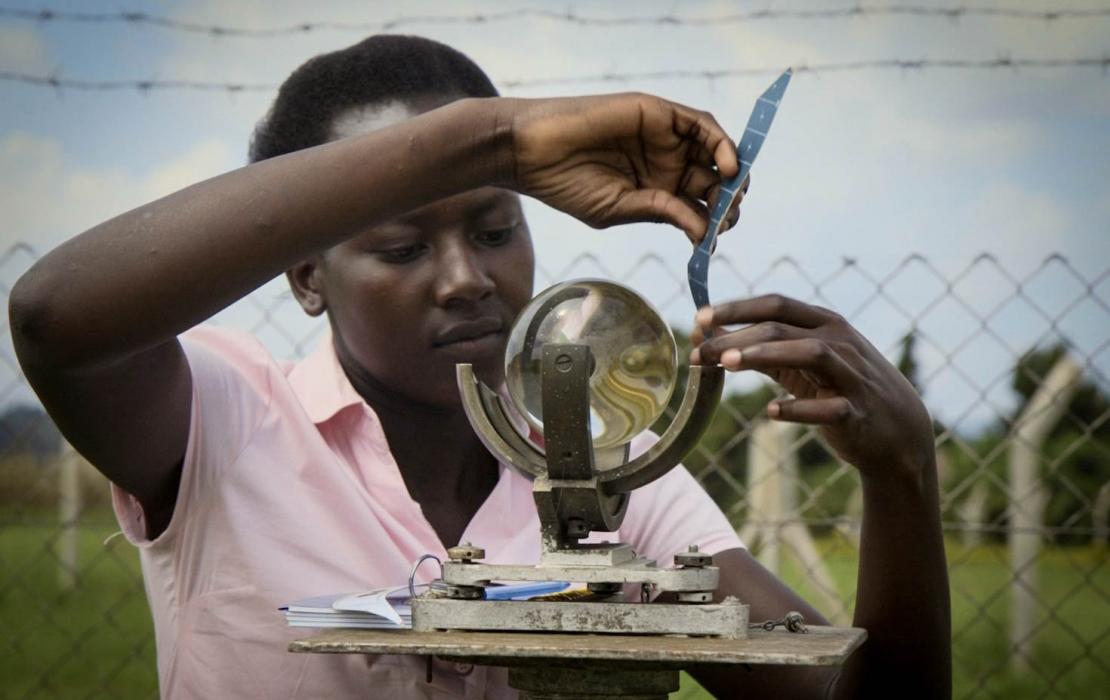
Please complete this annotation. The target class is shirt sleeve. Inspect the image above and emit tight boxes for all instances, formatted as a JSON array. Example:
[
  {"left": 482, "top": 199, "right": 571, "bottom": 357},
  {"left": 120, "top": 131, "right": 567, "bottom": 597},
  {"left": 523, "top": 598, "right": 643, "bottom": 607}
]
[
  {"left": 111, "top": 326, "right": 275, "bottom": 547},
  {"left": 615, "top": 432, "right": 745, "bottom": 564}
]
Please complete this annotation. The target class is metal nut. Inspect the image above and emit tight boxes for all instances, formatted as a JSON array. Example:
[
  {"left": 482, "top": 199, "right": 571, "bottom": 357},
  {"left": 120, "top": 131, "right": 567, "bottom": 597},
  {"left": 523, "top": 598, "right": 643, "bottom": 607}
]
[
  {"left": 447, "top": 543, "right": 486, "bottom": 561},
  {"left": 674, "top": 545, "right": 713, "bottom": 567},
  {"left": 443, "top": 584, "right": 485, "bottom": 600},
  {"left": 586, "top": 582, "right": 622, "bottom": 595}
]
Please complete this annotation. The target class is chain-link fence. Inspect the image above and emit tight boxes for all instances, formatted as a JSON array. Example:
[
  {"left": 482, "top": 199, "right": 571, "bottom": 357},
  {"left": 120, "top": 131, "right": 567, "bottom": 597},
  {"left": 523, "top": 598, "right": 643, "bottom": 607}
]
[{"left": 1, "top": 244, "right": 1107, "bottom": 699}]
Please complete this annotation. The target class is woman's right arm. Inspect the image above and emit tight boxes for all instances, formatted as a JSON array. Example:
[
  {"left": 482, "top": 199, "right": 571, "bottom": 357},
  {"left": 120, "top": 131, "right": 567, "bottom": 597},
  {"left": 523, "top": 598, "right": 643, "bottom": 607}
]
[{"left": 9, "top": 94, "right": 737, "bottom": 531}]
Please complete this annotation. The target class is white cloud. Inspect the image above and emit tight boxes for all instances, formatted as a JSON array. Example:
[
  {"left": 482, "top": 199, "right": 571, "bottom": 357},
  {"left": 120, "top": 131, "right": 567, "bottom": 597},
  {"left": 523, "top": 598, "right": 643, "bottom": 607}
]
[
  {"left": 956, "top": 182, "right": 1074, "bottom": 264},
  {"left": 0, "top": 133, "right": 234, "bottom": 254},
  {"left": 0, "top": 26, "right": 51, "bottom": 74},
  {"left": 875, "top": 112, "right": 1038, "bottom": 165}
]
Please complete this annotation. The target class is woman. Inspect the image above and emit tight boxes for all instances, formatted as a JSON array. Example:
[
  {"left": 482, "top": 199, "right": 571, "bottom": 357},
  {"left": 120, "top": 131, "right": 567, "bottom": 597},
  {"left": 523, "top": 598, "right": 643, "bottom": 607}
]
[{"left": 10, "top": 36, "right": 949, "bottom": 698}]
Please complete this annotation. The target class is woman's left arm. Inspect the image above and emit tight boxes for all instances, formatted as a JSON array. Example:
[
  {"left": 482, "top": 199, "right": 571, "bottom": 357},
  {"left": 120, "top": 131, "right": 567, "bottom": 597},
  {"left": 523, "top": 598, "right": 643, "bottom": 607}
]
[{"left": 691, "top": 294, "right": 951, "bottom": 699}]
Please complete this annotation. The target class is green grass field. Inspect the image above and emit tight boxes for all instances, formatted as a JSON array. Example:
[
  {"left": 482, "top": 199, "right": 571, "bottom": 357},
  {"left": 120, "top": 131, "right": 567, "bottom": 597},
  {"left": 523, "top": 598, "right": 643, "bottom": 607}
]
[{"left": 2, "top": 511, "right": 1107, "bottom": 699}]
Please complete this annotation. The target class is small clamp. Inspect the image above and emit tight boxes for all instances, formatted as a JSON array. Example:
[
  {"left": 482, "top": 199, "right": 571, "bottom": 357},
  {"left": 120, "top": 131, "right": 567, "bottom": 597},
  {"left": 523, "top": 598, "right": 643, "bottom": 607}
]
[{"left": 752, "top": 610, "right": 808, "bottom": 634}]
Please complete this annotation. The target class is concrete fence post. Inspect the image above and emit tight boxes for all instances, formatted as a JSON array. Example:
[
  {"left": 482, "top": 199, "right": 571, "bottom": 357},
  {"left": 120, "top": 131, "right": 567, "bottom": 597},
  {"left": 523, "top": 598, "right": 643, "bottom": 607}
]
[
  {"left": 57, "top": 442, "right": 82, "bottom": 591},
  {"left": 1093, "top": 481, "right": 1110, "bottom": 550},
  {"left": 740, "top": 419, "right": 849, "bottom": 625},
  {"left": 1008, "top": 355, "right": 1082, "bottom": 671}
]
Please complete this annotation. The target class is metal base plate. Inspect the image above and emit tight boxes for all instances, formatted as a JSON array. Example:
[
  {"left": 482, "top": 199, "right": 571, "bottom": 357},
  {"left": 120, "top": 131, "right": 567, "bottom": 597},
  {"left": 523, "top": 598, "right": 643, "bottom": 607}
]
[{"left": 411, "top": 596, "right": 749, "bottom": 639}]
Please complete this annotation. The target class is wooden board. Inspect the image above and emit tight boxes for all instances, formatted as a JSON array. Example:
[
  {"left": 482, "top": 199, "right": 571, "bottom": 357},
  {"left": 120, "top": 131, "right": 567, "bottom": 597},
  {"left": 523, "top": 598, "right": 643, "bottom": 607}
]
[{"left": 290, "top": 626, "right": 866, "bottom": 667}]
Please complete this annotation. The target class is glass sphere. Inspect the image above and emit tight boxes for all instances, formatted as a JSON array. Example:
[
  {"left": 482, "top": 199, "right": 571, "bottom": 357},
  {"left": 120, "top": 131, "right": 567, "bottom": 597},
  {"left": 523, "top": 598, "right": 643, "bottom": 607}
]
[{"left": 504, "top": 279, "right": 677, "bottom": 450}]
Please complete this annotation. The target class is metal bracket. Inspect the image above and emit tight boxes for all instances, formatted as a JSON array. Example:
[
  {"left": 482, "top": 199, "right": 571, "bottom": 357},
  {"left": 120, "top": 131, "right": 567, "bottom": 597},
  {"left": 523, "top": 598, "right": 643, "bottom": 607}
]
[{"left": 440, "top": 560, "right": 719, "bottom": 592}]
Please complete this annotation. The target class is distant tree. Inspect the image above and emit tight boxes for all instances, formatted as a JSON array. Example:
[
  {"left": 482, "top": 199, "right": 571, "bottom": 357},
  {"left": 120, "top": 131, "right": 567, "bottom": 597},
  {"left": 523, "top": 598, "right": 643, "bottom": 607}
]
[{"left": 896, "top": 331, "right": 922, "bottom": 394}]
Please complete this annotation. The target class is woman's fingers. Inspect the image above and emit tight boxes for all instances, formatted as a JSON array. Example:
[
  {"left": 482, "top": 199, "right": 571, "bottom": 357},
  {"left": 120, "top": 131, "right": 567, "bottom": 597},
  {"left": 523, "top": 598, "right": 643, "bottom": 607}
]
[
  {"left": 690, "top": 324, "right": 706, "bottom": 348},
  {"left": 691, "top": 321, "right": 808, "bottom": 365},
  {"left": 670, "top": 102, "right": 738, "bottom": 177},
  {"left": 730, "top": 175, "right": 750, "bottom": 228},
  {"left": 737, "top": 338, "right": 861, "bottom": 391},
  {"left": 679, "top": 196, "right": 711, "bottom": 237},
  {"left": 703, "top": 294, "right": 839, "bottom": 330},
  {"left": 676, "top": 163, "right": 748, "bottom": 241},
  {"left": 610, "top": 188, "right": 707, "bottom": 243},
  {"left": 723, "top": 188, "right": 743, "bottom": 231},
  {"left": 694, "top": 334, "right": 860, "bottom": 395},
  {"left": 768, "top": 396, "right": 855, "bottom": 424},
  {"left": 679, "top": 164, "right": 721, "bottom": 205}
]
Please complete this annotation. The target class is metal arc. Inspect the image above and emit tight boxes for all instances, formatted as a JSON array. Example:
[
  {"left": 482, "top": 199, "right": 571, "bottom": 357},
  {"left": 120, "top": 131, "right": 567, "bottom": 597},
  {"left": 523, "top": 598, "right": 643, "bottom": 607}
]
[
  {"left": 598, "top": 365, "right": 724, "bottom": 494},
  {"left": 456, "top": 364, "right": 547, "bottom": 479}
]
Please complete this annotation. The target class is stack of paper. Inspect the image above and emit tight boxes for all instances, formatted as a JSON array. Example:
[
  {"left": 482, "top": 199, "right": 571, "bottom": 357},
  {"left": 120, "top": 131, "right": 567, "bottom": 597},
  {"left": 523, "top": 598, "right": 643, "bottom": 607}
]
[
  {"left": 281, "top": 587, "right": 411, "bottom": 629},
  {"left": 281, "top": 581, "right": 570, "bottom": 629}
]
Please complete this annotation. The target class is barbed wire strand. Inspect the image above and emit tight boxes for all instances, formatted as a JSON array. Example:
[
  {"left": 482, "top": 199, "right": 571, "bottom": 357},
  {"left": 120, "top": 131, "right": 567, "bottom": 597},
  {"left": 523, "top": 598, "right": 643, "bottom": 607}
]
[
  {"left": 2, "top": 57, "right": 1108, "bottom": 95},
  {"left": 1, "top": 5, "right": 1109, "bottom": 37}
]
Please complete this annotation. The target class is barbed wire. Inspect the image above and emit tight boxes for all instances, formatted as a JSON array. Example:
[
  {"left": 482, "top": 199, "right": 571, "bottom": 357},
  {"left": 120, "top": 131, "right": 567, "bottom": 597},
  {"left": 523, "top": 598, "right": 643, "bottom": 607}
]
[
  {"left": 500, "top": 57, "right": 1110, "bottom": 88},
  {"left": 3, "top": 56, "right": 1107, "bottom": 95},
  {"left": 2, "top": 4, "right": 1109, "bottom": 37},
  {"left": 0, "top": 71, "right": 273, "bottom": 93}
]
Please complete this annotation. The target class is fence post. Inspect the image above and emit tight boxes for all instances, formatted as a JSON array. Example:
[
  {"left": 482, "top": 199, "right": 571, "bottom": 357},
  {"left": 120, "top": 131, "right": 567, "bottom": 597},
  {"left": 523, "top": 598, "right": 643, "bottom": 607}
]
[
  {"left": 57, "top": 441, "right": 82, "bottom": 591},
  {"left": 1094, "top": 481, "right": 1110, "bottom": 550},
  {"left": 957, "top": 481, "right": 989, "bottom": 549},
  {"left": 1007, "top": 355, "right": 1082, "bottom": 671},
  {"left": 741, "top": 419, "right": 849, "bottom": 624},
  {"left": 744, "top": 418, "right": 785, "bottom": 574}
]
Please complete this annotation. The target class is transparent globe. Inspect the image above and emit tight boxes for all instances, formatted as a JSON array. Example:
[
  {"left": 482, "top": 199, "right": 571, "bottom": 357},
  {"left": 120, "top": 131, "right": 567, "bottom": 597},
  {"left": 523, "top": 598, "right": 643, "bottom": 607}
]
[{"left": 504, "top": 280, "right": 677, "bottom": 450}]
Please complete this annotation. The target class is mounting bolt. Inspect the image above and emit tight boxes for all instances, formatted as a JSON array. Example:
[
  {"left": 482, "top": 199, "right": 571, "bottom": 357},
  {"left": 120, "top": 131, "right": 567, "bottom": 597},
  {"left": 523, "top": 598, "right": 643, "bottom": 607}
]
[
  {"left": 447, "top": 542, "right": 486, "bottom": 562},
  {"left": 566, "top": 518, "right": 589, "bottom": 538},
  {"left": 674, "top": 544, "right": 713, "bottom": 568}
]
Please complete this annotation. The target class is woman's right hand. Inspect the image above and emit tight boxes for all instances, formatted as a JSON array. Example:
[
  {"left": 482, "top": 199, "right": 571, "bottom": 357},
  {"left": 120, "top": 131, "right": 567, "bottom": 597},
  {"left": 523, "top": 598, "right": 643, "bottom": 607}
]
[{"left": 505, "top": 94, "right": 740, "bottom": 243}]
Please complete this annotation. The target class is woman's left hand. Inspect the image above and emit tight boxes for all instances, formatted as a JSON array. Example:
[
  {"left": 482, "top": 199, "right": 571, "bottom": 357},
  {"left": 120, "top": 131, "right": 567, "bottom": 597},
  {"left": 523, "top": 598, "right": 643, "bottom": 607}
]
[{"left": 690, "top": 294, "right": 935, "bottom": 481}]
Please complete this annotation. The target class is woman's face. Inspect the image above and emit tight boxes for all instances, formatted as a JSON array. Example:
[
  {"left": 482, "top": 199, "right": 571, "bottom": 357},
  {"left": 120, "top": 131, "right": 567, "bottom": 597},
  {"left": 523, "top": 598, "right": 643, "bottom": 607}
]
[{"left": 299, "top": 96, "right": 535, "bottom": 408}]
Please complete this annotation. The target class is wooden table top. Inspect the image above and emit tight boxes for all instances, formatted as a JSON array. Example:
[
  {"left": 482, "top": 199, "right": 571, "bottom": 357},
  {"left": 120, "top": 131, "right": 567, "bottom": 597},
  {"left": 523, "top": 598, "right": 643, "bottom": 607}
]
[{"left": 290, "top": 626, "right": 866, "bottom": 667}]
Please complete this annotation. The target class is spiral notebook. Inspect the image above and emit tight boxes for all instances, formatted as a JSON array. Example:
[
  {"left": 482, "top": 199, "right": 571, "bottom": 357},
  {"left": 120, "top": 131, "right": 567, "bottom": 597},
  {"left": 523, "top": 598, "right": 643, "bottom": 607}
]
[{"left": 280, "top": 581, "right": 569, "bottom": 629}]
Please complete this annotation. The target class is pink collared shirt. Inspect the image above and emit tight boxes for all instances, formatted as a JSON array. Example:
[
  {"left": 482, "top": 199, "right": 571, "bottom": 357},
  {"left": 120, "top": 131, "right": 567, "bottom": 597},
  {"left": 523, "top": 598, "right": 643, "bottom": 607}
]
[{"left": 112, "top": 326, "right": 744, "bottom": 699}]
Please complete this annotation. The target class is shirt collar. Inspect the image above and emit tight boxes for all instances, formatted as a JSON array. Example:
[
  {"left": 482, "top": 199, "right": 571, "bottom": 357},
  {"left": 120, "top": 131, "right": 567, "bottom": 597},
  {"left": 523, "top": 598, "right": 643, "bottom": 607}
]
[
  {"left": 288, "top": 329, "right": 537, "bottom": 441},
  {"left": 287, "top": 329, "right": 366, "bottom": 425},
  {"left": 288, "top": 330, "right": 544, "bottom": 483}
]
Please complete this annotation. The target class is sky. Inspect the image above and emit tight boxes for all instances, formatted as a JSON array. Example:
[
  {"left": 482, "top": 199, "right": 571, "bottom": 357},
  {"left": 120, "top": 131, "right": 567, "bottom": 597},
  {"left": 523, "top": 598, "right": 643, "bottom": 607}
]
[{"left": 1, "top": 0, "right": 1108, "bottom": 433}]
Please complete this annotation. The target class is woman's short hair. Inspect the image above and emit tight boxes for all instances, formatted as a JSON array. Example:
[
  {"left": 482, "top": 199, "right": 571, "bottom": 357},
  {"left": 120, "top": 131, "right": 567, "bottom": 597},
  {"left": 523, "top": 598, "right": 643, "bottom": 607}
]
[{"left": 249, "top": 35, "right": 498, "bottom": 163}]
